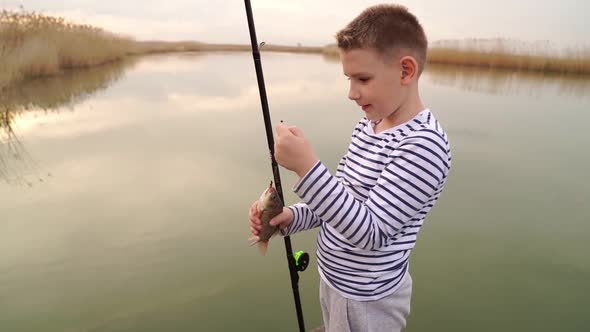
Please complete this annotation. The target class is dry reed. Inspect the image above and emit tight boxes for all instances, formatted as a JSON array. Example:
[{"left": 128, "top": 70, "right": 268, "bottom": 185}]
[
  {"left": 2, "top": 10, "right": 588, "bottom": 92},
  {"left": 0, "top": 10, "right": 140, "bottom": 90},
  {"left": 323, "top": 39, "right": 590, "bottom": 75},
  {"left": 427, "top": 39, "right": 590, "bottom": 75},
  {"left": 0, "top": 10, "right": 326, "bottom": 89}
]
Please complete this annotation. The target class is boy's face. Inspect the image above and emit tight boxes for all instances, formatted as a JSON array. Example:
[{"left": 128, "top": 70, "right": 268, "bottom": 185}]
[{"left": 339, "top": 48, "right": 406, "bottom": 122}]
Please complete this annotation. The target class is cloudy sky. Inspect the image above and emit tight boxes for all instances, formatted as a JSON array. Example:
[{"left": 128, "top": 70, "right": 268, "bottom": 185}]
[{"left": 2, "top": 0, "right": 588, "bottom": 47}]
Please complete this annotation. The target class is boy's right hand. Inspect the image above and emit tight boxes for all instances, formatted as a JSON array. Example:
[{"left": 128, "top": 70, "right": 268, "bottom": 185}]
[{"left": 248, "top": 201, "right": 294, "bottom": 239}]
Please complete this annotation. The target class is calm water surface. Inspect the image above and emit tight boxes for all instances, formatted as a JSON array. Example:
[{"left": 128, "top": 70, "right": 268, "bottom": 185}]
[{"left": 1, "top": 52, "right": 589, "bottom": 331}]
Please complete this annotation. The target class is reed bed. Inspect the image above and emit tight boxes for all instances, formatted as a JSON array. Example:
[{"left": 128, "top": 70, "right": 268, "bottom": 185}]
[
  {"left": 0, "top": 10, "right": 327, "bottom": 89},
  {"left": 2, "top": 10, "right": 588, "bottom": 91},
  {"left": 0, "top": 10, "right": 140, "bottom": 90},
  {"left": 323, "top": 40, "right": 590, "bottom": 75},
  {"left": 428, "top": 39, "right": 590, "bottom": 75}
]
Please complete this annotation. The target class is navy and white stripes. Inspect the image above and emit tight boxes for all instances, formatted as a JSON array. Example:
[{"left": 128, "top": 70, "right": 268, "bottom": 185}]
[{"left": 284, "top": 109, "right": 451, "bottom": 301}]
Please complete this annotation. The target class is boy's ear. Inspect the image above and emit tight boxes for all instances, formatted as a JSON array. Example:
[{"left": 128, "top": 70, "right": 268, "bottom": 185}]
[{"left": 399, "top": 56, "right": 418, "bottom": 85}]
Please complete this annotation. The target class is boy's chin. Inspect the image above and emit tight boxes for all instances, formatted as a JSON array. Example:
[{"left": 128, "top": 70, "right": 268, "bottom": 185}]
[{"left": 364, "top": 113, "right": 381, "bottom": 121}]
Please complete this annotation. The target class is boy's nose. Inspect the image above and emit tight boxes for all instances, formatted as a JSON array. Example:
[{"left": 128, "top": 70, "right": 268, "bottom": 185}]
[{"left": 348, "top": 84, "right": 360, "bottom": 101}]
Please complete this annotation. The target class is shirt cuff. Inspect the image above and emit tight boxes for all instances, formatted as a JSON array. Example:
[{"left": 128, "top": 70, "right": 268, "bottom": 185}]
[{"left": 279, "top": 205, "right": 300, "bottom": 237}]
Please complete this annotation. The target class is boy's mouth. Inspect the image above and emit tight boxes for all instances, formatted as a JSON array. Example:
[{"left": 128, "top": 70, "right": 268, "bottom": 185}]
[{"left": 361, "top": 104, "right": 371, "bottom": 112}]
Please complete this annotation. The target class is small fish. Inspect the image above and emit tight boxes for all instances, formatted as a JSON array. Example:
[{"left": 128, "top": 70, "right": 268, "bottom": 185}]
[{"left": 250, "top": 181, "right": 283, "bottom": 255}]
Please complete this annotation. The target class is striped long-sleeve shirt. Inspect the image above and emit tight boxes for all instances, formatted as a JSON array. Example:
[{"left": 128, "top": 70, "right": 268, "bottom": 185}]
[{"left": 283, "top": 109, "right": 452, "bottom": 301}]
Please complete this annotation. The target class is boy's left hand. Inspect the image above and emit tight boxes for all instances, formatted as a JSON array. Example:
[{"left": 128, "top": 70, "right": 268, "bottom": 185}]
[{"left": 275, "top": 123, "right": 318, "bottom": 178}]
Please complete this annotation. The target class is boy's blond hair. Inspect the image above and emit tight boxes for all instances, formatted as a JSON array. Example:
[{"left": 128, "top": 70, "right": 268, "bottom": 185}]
[{"left": 336, "top": 4, "right": 428, "bottom": 76}]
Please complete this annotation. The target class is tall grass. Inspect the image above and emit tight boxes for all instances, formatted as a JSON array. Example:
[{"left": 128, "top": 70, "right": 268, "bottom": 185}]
[
  {"left": 323, "top": 39, "right": 590, "bottom": 75},
  {"left": 2, "top": 10, "right": 589, "bottom": 91},
  {"left": 428, "top": 39, "right": 590, "bottom": 75},
  {"left": 0, "top": 10, "right": 137, "bottom": 90},
  {"left": 0, "top": 10, "right": 327, "bottom": 90}
]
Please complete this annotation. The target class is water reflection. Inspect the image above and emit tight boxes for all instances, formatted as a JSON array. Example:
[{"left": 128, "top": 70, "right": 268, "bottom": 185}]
[
  {"left": 0, "top": 58, "right": 137, "bottom": 185},
  {"left": 0, "top": 108, "right": 40, "bottom": 186},
  {"left": 424, "top": 63, "right": 590, "bottom": 97},
  {"left": 0, "top": 52, "right": 588, "bottom": 332}
]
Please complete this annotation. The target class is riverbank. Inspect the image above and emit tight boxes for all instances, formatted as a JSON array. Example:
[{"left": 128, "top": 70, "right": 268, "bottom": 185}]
[
  {"left": 322, "top": 41, "right": 590, "bottom": 76},
  {"left": 0, "top": 11, "right": 325, "bottom": 90},
  {"left": 0, "top": 10, "right": 134, "bottom": 90},
  {"left": 1, "top": 10, "right": 589, "bottom": 91},
  {"left": 427, "top": 47, "right": 590, "bottom": 76}
]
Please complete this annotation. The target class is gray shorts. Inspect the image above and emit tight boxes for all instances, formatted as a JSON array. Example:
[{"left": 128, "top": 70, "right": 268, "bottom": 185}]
[{"left": 319, "top": 273, "right": 413, "bottom": 332}]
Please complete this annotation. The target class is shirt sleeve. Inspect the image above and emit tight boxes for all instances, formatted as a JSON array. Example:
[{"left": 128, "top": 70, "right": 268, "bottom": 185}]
[
  {"left": 292, "top": 133, "right": 449, "bottom": 250},
  {"left": 279, "top": 153, "right": 350, "bottom": 237},
  {"left": 279, "top": 202, "right": 322, "bottom": 237}
]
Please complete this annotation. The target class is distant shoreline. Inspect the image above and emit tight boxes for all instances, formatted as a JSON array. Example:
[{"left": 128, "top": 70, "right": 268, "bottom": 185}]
[
  {"left": 134, "top": 41, "right": 324, "bottom": 54},
  {"left": 1, "top": 10, "right": 589, "bottom": 91},
  {"left": 5, "top": 40, "right": 590, "bottom": 90}
]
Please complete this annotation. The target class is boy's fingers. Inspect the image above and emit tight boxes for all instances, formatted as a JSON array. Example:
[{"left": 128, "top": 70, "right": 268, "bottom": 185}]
[
  {"left": 276, "top": 123, "right": 297, "bottom": 137},
  {"left": 275, "top": 123, "right": 288, "bottom": 135},
  {"left": 249, "top": 216, "right": 261, "bottom": 225},
  {"left": 249, "top": 202, "right": 259, "bottom": 218},
  {"left": 288, "top": 126, "right": 304, "bottom": 137},
  {"left": 249, "top": 216, "right": 261, "bottom": 226}
]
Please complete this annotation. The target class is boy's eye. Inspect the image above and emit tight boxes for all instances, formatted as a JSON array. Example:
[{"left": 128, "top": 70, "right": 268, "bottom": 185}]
[{"left": 345, "top": 76, "right": 371, "bottom": 83}]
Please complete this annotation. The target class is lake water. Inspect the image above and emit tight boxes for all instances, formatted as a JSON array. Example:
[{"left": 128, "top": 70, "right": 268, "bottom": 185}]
[{"left": 1, "top": 52, "right": 589, "bottom": 332}]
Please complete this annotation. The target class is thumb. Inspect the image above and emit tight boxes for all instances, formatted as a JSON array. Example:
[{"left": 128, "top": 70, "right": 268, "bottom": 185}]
[
  {"left": 269, "top": 212, "right": 289, "bottom": 227},
  {"left": 275, "top": 123, "right": 290, "bottom": 136},
  {"left": 288, "top": 126, "right": 304, "bottom": 137}
]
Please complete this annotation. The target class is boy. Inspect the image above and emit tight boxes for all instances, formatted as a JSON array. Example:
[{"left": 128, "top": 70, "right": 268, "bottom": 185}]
[{"left": 249, "top": 4, "right": 451, "bottom": 331}]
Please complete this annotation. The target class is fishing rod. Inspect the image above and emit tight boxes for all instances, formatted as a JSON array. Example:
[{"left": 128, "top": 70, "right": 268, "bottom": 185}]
[{"left": 243, "top": 1, "right": 308, "bottom": 331}]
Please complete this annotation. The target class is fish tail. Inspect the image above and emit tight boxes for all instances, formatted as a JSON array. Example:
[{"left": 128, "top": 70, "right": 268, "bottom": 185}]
[
  {"left": 247, "top": 236, "right": 269, "bottom": 255},
  {"left": 257, "top": 241, "right": 269, "bottom": 256},
  {"left": 248, "top": 236, "right": 258, "bottom": 247}
]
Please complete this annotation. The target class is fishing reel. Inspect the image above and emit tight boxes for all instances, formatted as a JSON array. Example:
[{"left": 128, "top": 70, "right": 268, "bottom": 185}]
[{"left": 294, "top": 250, "right": 310, "bottom": 272}]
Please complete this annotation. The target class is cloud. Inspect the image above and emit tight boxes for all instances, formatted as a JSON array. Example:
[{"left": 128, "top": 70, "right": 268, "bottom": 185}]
[
  {"left": 3, "top": 0, "right": 588, "bottom": 46},
  {"left": 166, "top": 77, "right": 344, "bottom": 113}
]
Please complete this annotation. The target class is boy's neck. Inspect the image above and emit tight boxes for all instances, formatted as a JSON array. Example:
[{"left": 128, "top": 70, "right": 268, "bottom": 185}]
[{"left": 375, "top": 91, "right": 425, "bottom": 134}]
